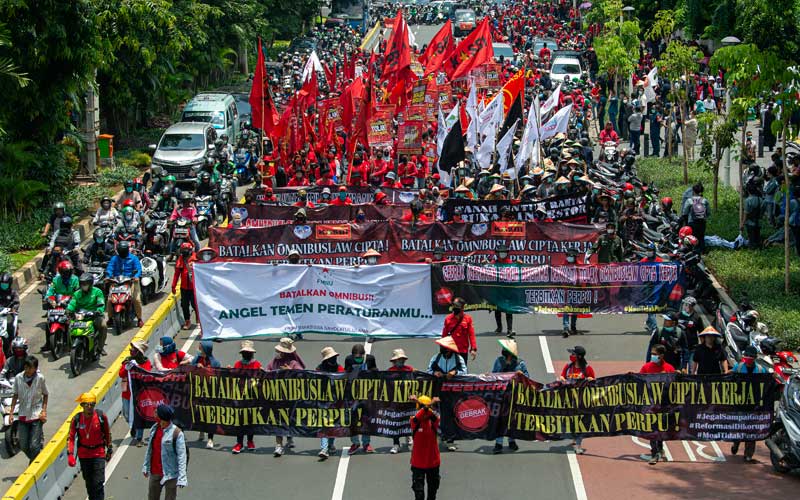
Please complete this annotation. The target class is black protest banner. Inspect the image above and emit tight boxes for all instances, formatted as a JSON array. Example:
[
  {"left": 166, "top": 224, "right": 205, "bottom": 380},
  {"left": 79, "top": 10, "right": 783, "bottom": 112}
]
[
  {"left": 230, "top": 203, "right": 407, "bottom": 227},
  {"left": 441, "top": 193, "right": 589, "bottom": 223},
  {"left": 246, "top": 186, "right": 420, "bottom": 205},
  {"left": 131, "top": 366, "right": 436, "bottom": 438},
  {"left": 130, "top": 368, "right": 777, "bottom": 442},
  {"left": 507, "top": 373, "right": 778, "bottom": 442},
  {"left": 431, "top": 262, "right": 685, "bottom": 314}
]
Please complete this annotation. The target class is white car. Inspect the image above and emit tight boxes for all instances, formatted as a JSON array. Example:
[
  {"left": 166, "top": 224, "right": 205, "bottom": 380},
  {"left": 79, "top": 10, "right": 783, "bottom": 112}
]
[{"left": 549, "top": 55, "right": 583, "bottom": 83}]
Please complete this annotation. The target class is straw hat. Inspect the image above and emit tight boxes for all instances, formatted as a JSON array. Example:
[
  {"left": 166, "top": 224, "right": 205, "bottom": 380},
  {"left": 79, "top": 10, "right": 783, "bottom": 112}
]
[
  {"left": 131, "top": 339, "right": 149, "bottom": 354},
  {"left": 555, "top": 176, "right": 570, "bottom": 185},
  {"left": 455, "top": 184, "right": 470, "bottom": 193},
  {"left": 520, "top": 184, "right": 536, "bottom": 195},
  {"left": 698, "top": 326, "right": 722, "bottom": 337},
  {"left": 531, "top": 166, "right": 544, "bottom": 176},
  {"left": 498, "top": 338, "right": 518, "bottom": 357},
  {"left": 567, "top": 158, "right": 581, "bottom": 166},
  {"left": 464, "top": 177, "right": 475, "bottom": 187},
  {"left": 321, "top": 346, "right": 338, "bottom": 360},
  {"left": 390, "top": 348, "right": 409, "bottom": 361},
  {"left": 363, "top": 248, "right": 381, "bottom": 258},
  {"left": 275, "top": 337, "right": 296, "bottom": 354},
  {"left": 436, "top": 336, "right": 460, "bottom": 353},
  {"left": 489, "top": 183, "right": 505, "bottom": 194},
  {"left": 239, "top": 340, "right": 256, "bottom": 353}
]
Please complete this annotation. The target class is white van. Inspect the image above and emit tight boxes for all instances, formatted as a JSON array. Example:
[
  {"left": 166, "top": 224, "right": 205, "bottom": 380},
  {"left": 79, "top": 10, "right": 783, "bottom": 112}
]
[
  {"left": 181, "top": 92, "right": 240, "bottom": 143},
  {"left": 549, "top": 54, "right": 584, "bottom": 83}
]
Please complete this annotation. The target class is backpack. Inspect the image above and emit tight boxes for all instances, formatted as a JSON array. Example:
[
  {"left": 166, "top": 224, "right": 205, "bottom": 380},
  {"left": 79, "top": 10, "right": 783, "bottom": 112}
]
[
  {"left": 71, "top": 410, "right": 109, "bottom": 448},
  {"left": 171, "top": 426, "right": 190, "bottom": 464},
  {"left": 691, "top": 196, "right": 707, "bottom": 220}
]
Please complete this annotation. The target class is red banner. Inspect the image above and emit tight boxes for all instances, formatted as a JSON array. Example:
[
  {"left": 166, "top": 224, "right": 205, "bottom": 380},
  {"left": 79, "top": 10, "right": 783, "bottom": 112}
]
[
  {"left": 209, "top": 221, "right": 602, "bottom": 266},
  {"left": 368, "top": 109, "right": 393, "bottom": 149},
  {"left": 396, "top": 121, "right": 424, "bottom": 155},
  {"left": 245, "top": 186, "right": 419, "bottom": 205},
  {"left": 230, "top": 204, "right": 406, "bottom": 227}
]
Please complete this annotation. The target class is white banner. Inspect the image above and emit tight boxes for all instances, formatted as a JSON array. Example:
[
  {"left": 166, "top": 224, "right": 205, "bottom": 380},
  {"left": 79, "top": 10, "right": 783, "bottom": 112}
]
[{"left": 195, "top": 263, "right": 442, "bottom": 339}]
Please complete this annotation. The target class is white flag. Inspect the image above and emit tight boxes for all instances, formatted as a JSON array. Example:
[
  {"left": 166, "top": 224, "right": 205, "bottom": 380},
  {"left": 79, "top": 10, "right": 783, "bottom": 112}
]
[
  {"left": 479, "top": 91, "right": 503, "bottom": 130},
  {"left": 643, "top": 66, "right": 658, "bottom": 111},
  {"left": 437, "top": 103, "right": 460, "bottom": 153},
  {"left": 476, "top": 94, "right": 503, "bottom": 169},
  {"left": 515, "top": 95, "right": 540, "bottom": 171},
  {"left": 539, "top": 104, "right": 573, "bottom": 141},
  {"left": 540, "top": 84, "right": 562, "bottom": 117},
  {"left": 302, "top": 51, "right": 323, "bottom": 82},
  {"left": 466, "top": 82, "right": 479, "bottom": 151},
  {"left": 497, "top": 120, "right": 519, "bottom": 175}
]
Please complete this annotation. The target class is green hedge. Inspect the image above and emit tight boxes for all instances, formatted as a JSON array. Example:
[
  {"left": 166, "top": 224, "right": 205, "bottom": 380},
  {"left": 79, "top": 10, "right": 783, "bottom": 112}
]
[
  {"left": 97, "top": 163, "right": 142, "bottom": 188},
  {"left": 637, "top": 158, "right": 800, "bottom": 349}
]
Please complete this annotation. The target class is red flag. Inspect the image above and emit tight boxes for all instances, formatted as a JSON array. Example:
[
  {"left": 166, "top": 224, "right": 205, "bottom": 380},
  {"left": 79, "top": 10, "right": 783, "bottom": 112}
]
[
  {"left": 299, "top": 70, "right": 318, "bottom": 109},
  {"left": 322, "top": 61, "right": 335, "bottom": 90},
  {"left": 446, "top": 18, "right": 494, "bottom": 81},
  {"left": 382, "top": 10, "right": 412, "bottom": 81},
  {"left": 249, "top": 38, "right": 278, "bottom": 137},
  {"left": 501, "top": 69, "right": 525, "bottom": 116},
  {"left": 421, "top": 20, "right": 454, "bottom": 76}
]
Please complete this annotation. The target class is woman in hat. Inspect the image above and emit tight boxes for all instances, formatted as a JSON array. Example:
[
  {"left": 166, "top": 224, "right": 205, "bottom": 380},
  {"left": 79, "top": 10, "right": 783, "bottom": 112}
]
[
  {"left": 232, "top": 340, "right": 262, "bottom": 455},
  {"left": 559, "top": 346, "right": 596, "bottom": 454},
  {"left": 190, "top": 340, "right": 221, "bottom": 448},
  {"left": 591, "top": 193, "right": 617, "bottom": 225},
  {"left": 388, "top": 349, "right": 415, "bottom": 454},
  {"left": 267, "top": 338, "right": 305, "bottom": 457},
  {"left": 428, "top": 336, "right": 466, "bottom": 451},
  {"left": 317, "top": 346, "right": 343, "bottom": 459},
  {"left": 153, "top": 336, "right": 187, "bottom": 372},
  {"left": 492, "top": 339, "right": 529, "bottom": 454},
  {"left": 691, "top": 327, "right": 728, "bottom": 375},
  {"left": 120, "top": 340, "right": 151, "bottom": 446}
]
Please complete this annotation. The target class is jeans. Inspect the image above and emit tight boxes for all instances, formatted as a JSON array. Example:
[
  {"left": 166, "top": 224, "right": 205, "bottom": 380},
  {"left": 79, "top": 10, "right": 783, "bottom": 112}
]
[
  {"left": 320, "top": 437, "right": 335, "bottom": 452},
  {"left": 562, "top": 314, "right": 577, "bottom": 331},
  {"left": 350, "top": 434, "right": 370, "bottom": 446},
  {"left": 18, "top": 419, "right": 44, "bottom": 462},
  {"left": 122, "top": 398, "right": 144, "bottom": 440},
  {"left": 650, "top": 440, "right": 664, "bottom": 456},
  {"left": 411, "top": 466, "right": 440, "bottom": 500},
  {"left": 80, "top": 457, "right": 106, "bottom": 500},
  {"left": 645, "top": 313, "right": 657, "bottom": 332},
  {"left": 495, "top": 437, "right": 517, "bottom": 446},
  {"left": 148, "top": 475, "right": 178, "bottom": 500}
]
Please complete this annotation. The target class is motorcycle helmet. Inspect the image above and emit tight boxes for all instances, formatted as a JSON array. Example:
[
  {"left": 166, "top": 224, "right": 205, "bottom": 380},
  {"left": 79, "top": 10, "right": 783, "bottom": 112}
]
[
  {"left": 160, "top": 186, "right": 171, "bottom": 198},
  {"left": 683, "top": 235, "right": 699, "bottom": 248},
  {"left": 623, "top": 155, "right": 636, "bottom": 168},
  {"left": 199, "top": 171, "right": 211, "bottom": 184},
  {"left": 93, "top": 228, "right": 106, "bottom": 243},
  {"left": 623, "top": 182, "right": 634, "bottom": 192},
  {"left": 121, "top": 206, "right": 135, "bottom": 221},
  {"left": 0, "top": 272, "right": 12, "bottom": 291},
  {"left": 220, "top": 134, "right": 229, "bottom": 144},
  {"left": 214, "top": 139, "right": 224, "bottom": 150},
  {"left": 11, "top": 337, "right": 28, "bottom": 357},
  {"left": 122, "top": 199, "right": 135, "bottom": 209},
  {"left": 133, "top": 177, "right": 144, "bottom": 191},
  {"left": 678, "top": 226, "right": 693, "bottom": 239},
  {"left": 180, "top": 192, "right": 194, "bottom": 205},
  {"left": 145, "top": 220, "right": 158, "bottom": 234},
  {"left": 660, "top": 197, "right": 673, "bottom": 211},
  {"left": 53, "top": 201, "right": 66, "bottom": 213},
  {"left": 61, "top": 216, "right": 73, "bottom": 231},
  {"left": 741, "top": 310, "right": 759, "bottom": 328},
  {"left": 79, "top": 273, "right": 93, "bottom": 292},
  {"left": 180, "top": 242, "right": 193, "bottom": 256},
  {"left": 117, "top": 240, "right": 131, "bottom": 258},
  {"left": 100, "top": 196, "right": 113, "bottom": 209},
  {"left": 124, "top": 179, "right": 134, "bottom": 193},
  {"left": 57, "top": 260, "right": 74, "bottom": 280},
  {"left": 164, "top": 175, "right": 177, "bottom": 184}
]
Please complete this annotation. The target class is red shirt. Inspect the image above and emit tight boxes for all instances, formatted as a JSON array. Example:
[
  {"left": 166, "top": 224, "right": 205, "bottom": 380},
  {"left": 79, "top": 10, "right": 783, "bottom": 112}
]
[
  {"left": 151, "top": 426, "right": 164, "bottom": 476},
  {"left": 330, "top": 196, "right": 353, "bottom": 206},
  {"left": 560, "top": 362, "right": 596, "bottom": 380},
  {"left": 441, "top": 313, "right": 477, "bottom": 354},
  {"left": 68, "top": 411, "right": 110, "bottom": 459},
  {"left": 388, "top": 364, "right": 415, "bottom": 372},
  {"left": 159, "top": 351, "right": 186, "bottom": 371},
  {"left": 287, "top": 177, "right": 310, "bottom": 187},
  {"left": 292, "top": 200, "right": 316, "bottom": 209},
  {"left": 119, "top": 359, "right": 152, "bottom": 399},
  {"left": 599, "top": 129, "right": 619, "bottom": 143},
  {"left": 234, "top": 359, "right": 263, "bottom": 370},
  {"left": 172, "top": 254, "right": 196, "bottom": 291},
  {"left": 410, "top": 408, "right": 440, "bottom": 469},
  {"left": 640, "top": 361, "right": 675, "bottom": 374}
]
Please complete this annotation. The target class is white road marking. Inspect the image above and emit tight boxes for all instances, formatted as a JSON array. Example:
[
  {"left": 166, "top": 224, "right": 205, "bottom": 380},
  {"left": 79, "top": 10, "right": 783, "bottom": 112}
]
[
  {"left": 539, "top": 335, "right": 554, "bottom": 374},
  {"left": 709, "top": 441, "right": 727, "bottom": 462},
  {"left": 566, "top": 451, "right": 588, "bottom": 500},
  {"left": 180, "top": 326, "right": 201, "bottom": 353},
  {"left": 682, "top": 440, "right": 697, "bottom": 462}
]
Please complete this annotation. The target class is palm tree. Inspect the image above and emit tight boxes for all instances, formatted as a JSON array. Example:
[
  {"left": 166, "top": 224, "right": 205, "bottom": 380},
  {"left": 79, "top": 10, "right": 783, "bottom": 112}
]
[{"left": 0, "top": 21, "right": 29, "bottom": 136}]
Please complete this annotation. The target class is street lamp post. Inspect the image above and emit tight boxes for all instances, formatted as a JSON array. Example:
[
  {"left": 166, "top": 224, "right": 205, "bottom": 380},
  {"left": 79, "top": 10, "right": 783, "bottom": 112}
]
[{"left": 721, "top": 36, "right": 741, "bottom": 187}]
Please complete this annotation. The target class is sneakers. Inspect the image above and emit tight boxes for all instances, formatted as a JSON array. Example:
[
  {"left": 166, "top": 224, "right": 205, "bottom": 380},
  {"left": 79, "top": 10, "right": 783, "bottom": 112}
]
[
  {"left": 232, "top": 443, "right": 243, "bottom": 454},
  {"left": 506, "top": 330, "right": 516, "bottom": 338},
  {"left": 562, "top": 327, "right": 570, "bottom": 338},
  {"left": 390, "top": 445, "right": 400, "bottom": 454},
  {"left": 508, "top": 441, "right": 519, "bottom": 451},
  {"left": 363, "top": 444, "right": 375, "bottom": 453},
  {"left": 247, "top": 440, "right": 256, "bottom": 451},
  {"left": 572, "top": 328, "right": 581, "bottom": 336},
  {"left": 405, "top": 436, "right": 413, "bottom": 449},
  {"left": 329, "top": 446, "right": 337, "bottom": 454},
  {"left": 447, "top": 442, "right": 458, "bottom": 451},
  {"left": 493, "top": 443, "right": 503, "bottom": 454},
  {"left": 494, "top": 327, "right": 502, "bottom": 335},
  {"left": 206, "top": 439, "right": 214, "bottom": 449},
  {"left": 318, "top": 449, "right": 329, "bottom": 460},
  {"left": 574, "top": 446, "right": 585, "bottom": 455},
  {"left": 348, "top": 444, "right": 360, "bottom": 455},
  {"left": 130, "top": 438, "right": 140, "bottom": 447},
  {"left": 648, "top": 452, "right": 660, "bottom": 465},
  {"left": 274, "top": 445, "right": 284, "bottom": 457}
]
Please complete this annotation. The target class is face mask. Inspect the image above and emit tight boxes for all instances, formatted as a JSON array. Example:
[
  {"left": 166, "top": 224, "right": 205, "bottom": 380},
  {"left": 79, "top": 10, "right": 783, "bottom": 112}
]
[
  {"left": 155, "top": 345, "right": 164, "bottom": 354},
  {"left": 299, "top": 195, "right": 307, "bottom": 201},
  {"left": 354, "top": 356, "right": 364, "bottom": 364},
  {"left": 566, "top": 256, "right": 576, "bottom": 263},
  {"left": 606, "top": 229, "right": 615, "bottom": 235},
  {"left": 452, "top": 308, "right": 462, "bottom": 315},
  {"left": 241, "top": 352, "right": 254, "bottom": 361},
  {"left": 102, "top": 203, "right": 111, "bottom": 210},
  {"left": 392, "top": 360, "right": 405, "bottom": 368},
  {"left": 356, "top": 214, "right": 365, "bottom": 222},
  {"left": 126, "top": 187, "right": 133, "bottom": 193},
  {"left": 650, "top": 251, "right": 657, "bottom": 258},
  {"left": 81, "top": 284, "right": 91, "bottom": 293},
  {"left": 651, "top": 354, "right": 662, "bottom": 363},
  {"left": 339, "top": 193, "right": 347, "bottom": 200},
  {"left": 0, "top": 283, "right": 9, "bottom": 291},
  {"left": 118, "top": 249, "right": 129, "bottom": 258},
  {"left": 498, "top": 252, "right": 508, "bottom": 259},
  {"left": 434, "top": 253, "right": 443, "bottom": 260},
  {"left": 592, "top": 188, "right": 600, "bottom": 194},
  {"left": 366, "top": 257, "right": 378, "bottom": 265},
  {"left": 569, "top": 355, "right": 577, "bottom": 363}
]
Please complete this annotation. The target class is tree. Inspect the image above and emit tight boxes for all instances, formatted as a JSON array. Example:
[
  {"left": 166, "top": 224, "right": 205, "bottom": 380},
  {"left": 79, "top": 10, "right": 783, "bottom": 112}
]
[
  {"left": 656, "top": 40, "right": 702, "bottom": 184},
  {"left": 697, "top": 112, "right": 738, "bottom": 210},
  {"left": 592, "top": 0, "right": 641, "bottom": 94}
]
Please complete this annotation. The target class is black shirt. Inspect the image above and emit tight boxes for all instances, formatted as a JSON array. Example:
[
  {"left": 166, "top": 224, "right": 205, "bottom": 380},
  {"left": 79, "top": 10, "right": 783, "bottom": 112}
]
[
  {"left": 344, "top": 354, "right": 378, "bottom": 373},
  {"left": 693, "top": 343, "right": 725, "bottom": 374}
]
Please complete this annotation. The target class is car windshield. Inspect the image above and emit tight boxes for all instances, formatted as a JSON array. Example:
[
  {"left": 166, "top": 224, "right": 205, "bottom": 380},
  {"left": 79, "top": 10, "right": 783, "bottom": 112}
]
[
  {"left": 493, "top": 46, "right": 515, "bottom": 59},
  {"left": 183, "top": 110, "right": 225, "bottom": 127},
  {"left": 159, "top": 134, "right": 205, "bottom": 151},
  {"left": 552, "top": 63, "right": 581, "bottom": 74},
  {"left": 234, "top": 95, "right": 251, "bottom": 115},
  {"left": 455, "top": 11, "right": 475, "bottom": 22}
]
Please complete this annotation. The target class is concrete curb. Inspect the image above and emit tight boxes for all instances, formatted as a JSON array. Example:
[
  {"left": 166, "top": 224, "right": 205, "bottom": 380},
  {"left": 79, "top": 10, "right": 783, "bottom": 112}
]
[{"left": 11, "top": 187, "right": 125, "bottom": 293}]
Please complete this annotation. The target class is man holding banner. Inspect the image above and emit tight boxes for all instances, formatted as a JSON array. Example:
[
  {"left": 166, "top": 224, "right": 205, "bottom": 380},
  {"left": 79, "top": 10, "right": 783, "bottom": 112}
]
[{"left": 440, "top": 298, "right": 477, "bottom": 367}]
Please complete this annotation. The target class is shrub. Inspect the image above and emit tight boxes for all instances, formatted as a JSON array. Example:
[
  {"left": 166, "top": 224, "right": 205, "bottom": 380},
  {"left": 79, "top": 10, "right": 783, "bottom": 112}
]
[
  {"left": 97, "top": 163, "right": 141, "bottom": 188},
  {"left": 67, "top": 184, "right": 112, "bottom": 216},
  {"left": 127, "top": 152, "right": 153, "bottom": 169},
  {"left": 0, "top": 250, "right": 11, "bottom": 274},
  {"left": 0, "top": 209, "right": 47, "bottom": 252}
]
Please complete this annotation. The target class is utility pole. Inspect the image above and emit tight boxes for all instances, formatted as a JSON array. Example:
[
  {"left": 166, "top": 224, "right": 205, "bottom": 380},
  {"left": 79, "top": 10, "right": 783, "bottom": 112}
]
[{"left": 83, "top": 73, "right": 99, "bottom": 175}]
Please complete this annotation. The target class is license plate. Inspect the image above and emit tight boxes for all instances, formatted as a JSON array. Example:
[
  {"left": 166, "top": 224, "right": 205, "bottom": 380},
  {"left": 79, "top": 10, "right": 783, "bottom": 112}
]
[
  {"left": 88, "top": 267, "right": 104, "bottom": 275},
  {"left": 174, "top": 229, "right": 189, "bottom": 237},
  {"left": 48, "top": 310, "right": 64, "bottom": 318},
  {"left": 110, "top": 286, "right": 128, "bottom": 294},
  {"left": 71, "top": 321, "right": 89, "bottom": 329}
]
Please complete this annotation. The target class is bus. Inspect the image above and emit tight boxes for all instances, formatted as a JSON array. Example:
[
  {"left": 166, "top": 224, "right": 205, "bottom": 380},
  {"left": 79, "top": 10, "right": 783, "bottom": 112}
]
[{"left": 330, "top": 0, "right": 368, "bottom": 34}]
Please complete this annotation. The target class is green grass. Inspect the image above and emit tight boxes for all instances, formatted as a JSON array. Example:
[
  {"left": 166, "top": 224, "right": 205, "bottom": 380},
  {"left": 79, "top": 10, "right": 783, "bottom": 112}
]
[
  {"left": 638, "top": 157, "right": 800, "bottom": 349},
  {"left": 9, "top": 249, "right": 40, "bottom": 272}
]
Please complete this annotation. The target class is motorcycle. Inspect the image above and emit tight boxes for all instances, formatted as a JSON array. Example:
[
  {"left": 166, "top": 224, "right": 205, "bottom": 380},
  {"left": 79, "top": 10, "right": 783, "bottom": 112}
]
[
  {"left": 149, "top": 211, "right": 171, "bottom": 252},
  {"left": 170, "top": 217, "right": 192, "bottom": 261},
  {"left": 45, "top": 295, "right": 71, "bottom": 361},
  {"left": 756, "top": 337, "right": 799, "bottom": 385},
  {"left": 68, "top": 310, "right": 100, "bottom": 376},
  {"left": 0, "top": 379, "right": 19, "bottom": 456},
  {"left": 0, "top": 308, "right": 17, "bottom": 356},
  {"left": 85, "top": 262, "right": 107, "bottom": 289},
  {"left": 107, "top": 276, "right": 134, "bottom": 336},
  {"left": 602, "top": 141, "right": 619, "bottom": 163},
  {"left": 195, "top": 195, "right": 215, "bottom": 240},
  {"left": 218, "top": 175, "right": 235, "bottom": 224},
  {"left": 765, "top": 370, "right": 800, "bottom": 474},
  {"left": 233, "top": 147, "right": 253, "bottom": 185},
  {"left": 140, "top": 253, "right": 166, "bottom": 306}
]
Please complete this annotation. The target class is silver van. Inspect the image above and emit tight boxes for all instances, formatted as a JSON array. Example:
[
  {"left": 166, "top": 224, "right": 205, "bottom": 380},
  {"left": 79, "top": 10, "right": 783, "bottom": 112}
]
[
  {"left": 181, "top": 92, "right": 240, "bottom": 142},
  {"left": 149, "top": 122, "right": 216, "bottom": 181}
]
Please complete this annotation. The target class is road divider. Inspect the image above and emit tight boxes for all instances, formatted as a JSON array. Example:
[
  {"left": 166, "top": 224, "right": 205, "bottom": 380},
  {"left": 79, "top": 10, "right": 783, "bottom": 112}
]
[{"left": 2, "top": 293, "right": 183, "bottom": 500}]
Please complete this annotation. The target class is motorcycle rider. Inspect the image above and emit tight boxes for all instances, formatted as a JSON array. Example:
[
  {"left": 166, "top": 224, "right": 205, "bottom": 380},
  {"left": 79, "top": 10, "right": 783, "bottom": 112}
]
[
  {"left": 152, "top": 186, "right": 176, "bottom": 214},
  {"left": 83, "top": 228, "right": 115, "bottom": 266},
  {"left": 142, "top": 221, "right": 166, "bottom": 289},
  {"left": 132, "top": 177, "right": 151, "bottom": 211},
  {"left": 113, "top": 206, "right": 142, "bottom": 246},
  {"left": 1, "top": 337, "right": 28, "bottom": 380},
  {"left": 92, "top": 197, "right": 118, "bottom": 227},
  {"left": 194, "top": 171, "right": 219, "bottom": 222},
  {"left": 67, "top": 273, "right": 108, "bottom": 357},
  {"left": 117, "top": 180, "right": 144, "bottom": 212},
  {"left": 41, "top": 201, "right": 69, "bottom": 239},
  {"left": 41, "top": 216, "right": 83, "bottom": 277},
  {"left": 0, "top": 273, "right": 20, "bottom": 347},
  {"left": 104, "top": 241, "right": 143, "bottom": 328},
  {"left": 169, "top": 192, "right": 201, "bottom": 252}
]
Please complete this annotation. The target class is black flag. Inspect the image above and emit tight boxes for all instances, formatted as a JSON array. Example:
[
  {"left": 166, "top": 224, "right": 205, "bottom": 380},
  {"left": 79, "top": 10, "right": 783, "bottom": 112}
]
[
  {"left": 438, "top": 119, "right": 465, "bottom": 172},
  {"left": 498, "top": 93, "right": 523, "bottom": 141}
]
